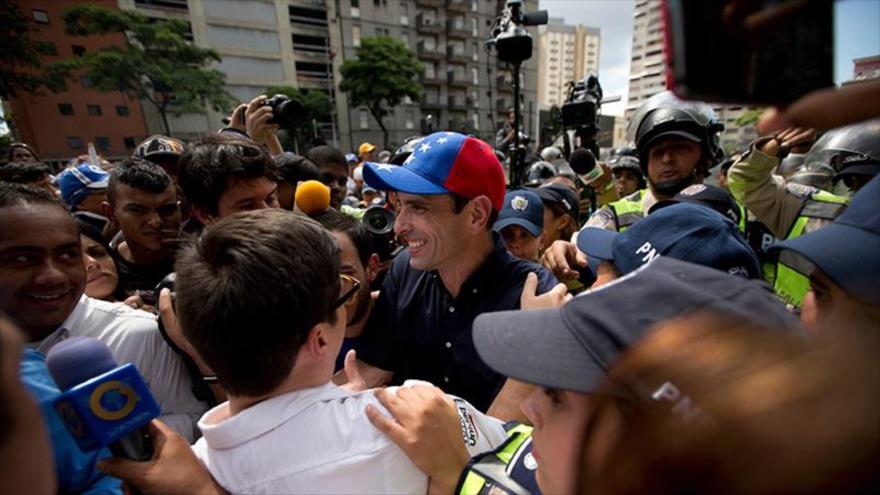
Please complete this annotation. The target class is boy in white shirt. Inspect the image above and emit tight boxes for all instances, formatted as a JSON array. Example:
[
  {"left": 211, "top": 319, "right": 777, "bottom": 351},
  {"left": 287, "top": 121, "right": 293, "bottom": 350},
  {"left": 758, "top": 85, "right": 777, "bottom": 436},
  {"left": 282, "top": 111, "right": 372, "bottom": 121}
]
[{"left": 176, "top": 209, "right": 505, "bottom": 494}]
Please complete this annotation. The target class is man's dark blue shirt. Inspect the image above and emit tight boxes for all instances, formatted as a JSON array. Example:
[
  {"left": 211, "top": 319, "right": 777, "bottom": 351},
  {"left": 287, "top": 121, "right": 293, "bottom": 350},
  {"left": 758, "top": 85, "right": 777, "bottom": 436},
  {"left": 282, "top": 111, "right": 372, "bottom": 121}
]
[{"left": 356, "top": 234, "right": 558, "bottom": 411}]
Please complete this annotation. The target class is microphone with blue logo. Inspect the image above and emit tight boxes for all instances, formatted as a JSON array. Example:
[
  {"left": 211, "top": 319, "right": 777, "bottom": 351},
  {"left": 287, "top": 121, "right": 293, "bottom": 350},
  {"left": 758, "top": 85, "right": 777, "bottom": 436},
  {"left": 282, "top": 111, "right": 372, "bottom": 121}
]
[{"left": 46, "top": 336, "right": 161, "bottom": 461}]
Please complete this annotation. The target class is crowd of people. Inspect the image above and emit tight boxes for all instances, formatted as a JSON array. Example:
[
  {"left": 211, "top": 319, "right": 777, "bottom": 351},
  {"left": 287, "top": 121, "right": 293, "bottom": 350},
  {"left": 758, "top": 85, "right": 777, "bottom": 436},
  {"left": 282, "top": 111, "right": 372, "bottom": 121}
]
[{"left": 1, "top": 73, "right": 878, "bottom": 494}]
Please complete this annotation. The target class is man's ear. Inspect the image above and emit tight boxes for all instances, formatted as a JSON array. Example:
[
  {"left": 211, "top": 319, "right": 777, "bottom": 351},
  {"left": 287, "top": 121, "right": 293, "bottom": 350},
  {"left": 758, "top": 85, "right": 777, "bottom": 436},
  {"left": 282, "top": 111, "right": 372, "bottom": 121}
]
[
  {"left": 101, "top": 201, "right": 115, "bottom": 221},
  {"left": 366, "top": 253, "right": 380, "bottom": 284},
  {"left": 537, "top": 231, "right": 546, "bottom": 252},
  {"left": 468, "top": 195, "right": 494, "bottom": 232},
  {"left": 191, "top": 205, "right": 216, "bottom": 226},
  {"left": 303, "top": 323, "right": 332, "bottom": 357}
]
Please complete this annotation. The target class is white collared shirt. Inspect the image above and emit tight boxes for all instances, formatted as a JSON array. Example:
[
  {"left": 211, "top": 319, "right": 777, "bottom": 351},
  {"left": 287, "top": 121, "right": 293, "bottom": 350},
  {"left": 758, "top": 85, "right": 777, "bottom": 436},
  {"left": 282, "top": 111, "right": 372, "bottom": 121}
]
[
  {"left": 38, "top": 295, "right": 208, "bottom": 442},
  {"left": 192, "top": 381, "right": 508, "bottom": 494}
]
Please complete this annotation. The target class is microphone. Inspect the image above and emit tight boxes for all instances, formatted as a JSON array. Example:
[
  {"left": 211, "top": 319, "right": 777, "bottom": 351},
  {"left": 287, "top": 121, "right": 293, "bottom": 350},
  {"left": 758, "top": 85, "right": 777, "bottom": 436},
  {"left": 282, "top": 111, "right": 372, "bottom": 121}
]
[
  {"left": 570, "top": 148, "right": 604, "bottom": 185},
  {"left": 294, "top": 179, "right": 331, "bottom": 216},
  {"left": 46, "top": 336, "right": 160, "bottom": 461}
]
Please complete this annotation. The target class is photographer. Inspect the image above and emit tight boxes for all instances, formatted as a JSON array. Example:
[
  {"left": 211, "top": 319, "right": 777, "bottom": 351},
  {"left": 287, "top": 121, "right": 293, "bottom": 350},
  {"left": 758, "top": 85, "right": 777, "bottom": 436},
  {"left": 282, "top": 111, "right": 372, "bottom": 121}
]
[{"left": 224, "top": 95, "right": 285, "bottom": 157}]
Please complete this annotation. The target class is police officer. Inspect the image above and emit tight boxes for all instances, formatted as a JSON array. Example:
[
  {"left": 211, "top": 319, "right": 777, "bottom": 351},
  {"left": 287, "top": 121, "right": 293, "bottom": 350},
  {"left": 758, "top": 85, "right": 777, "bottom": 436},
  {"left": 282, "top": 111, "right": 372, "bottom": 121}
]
[
  {"left": 585, "top": 91, "right": 725, "bottom": 232},
  {"left": 608, "top": 154, "right": 645, "bottom": 198},
  {"left": 727, "top": 119, "right": 880, "bottom": 309}
]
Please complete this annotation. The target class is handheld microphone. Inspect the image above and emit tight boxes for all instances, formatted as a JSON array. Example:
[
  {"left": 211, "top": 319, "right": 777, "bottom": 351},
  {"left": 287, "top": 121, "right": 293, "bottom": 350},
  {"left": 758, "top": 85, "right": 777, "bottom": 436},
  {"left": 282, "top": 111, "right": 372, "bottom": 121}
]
[
  {"left": 46, "top": 336, "right": 160, "bottom": 461},
  {"left": 294, "top": 180, "right": 331, "bottom": 216},
  {"left": 570, "top": 148, "right": 605, "bottom": 185}
]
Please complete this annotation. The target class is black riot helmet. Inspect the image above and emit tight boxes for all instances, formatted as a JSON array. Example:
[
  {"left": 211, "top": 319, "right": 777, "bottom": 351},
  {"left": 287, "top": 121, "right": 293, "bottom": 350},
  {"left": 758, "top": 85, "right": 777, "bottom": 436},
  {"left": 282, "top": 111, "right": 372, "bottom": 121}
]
[
  {"left": 389, "top": 135, "right": 424, "bottom": 165},
  {"left": 804, "top": 118, "right": 880, "bottom": 189},
  {"left": 524, "top": 161, "right": 558, "bottom": 187},
  {"left": 627, "top": 91, "right": 725, "bottom": 175},
  {"left": 609, "top": 155, "right": 646, "bottom": 190}
]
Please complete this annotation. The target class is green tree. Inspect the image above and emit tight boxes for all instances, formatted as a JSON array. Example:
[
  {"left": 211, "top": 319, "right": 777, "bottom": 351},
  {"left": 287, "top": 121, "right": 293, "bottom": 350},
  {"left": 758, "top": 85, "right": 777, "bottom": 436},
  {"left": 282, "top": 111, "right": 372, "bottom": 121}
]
[
  {"left": 339, "top": 37, "right": 422, "bottom": 149},
  {"left": 53, "top": 4, "right": 233, "bottom": 136},
  {"left": 265, "top": 85, "right": 333, "bottom": 151},
  {"left": 735, "top": 108, "right": 765, "bottom": 128},
  {"left": 0, "top": 0, "right": 67, "bottom": 100}
]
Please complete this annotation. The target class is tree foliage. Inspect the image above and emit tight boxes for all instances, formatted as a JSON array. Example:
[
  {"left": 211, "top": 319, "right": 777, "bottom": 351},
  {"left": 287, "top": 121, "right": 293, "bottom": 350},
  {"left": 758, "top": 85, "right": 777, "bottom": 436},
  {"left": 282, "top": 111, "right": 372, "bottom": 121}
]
[
  {"left": 339, "top": 37, "right": 422, "bottom": 149},
  {"left": 0, "top": 0, "right": 67, "bottom": 100},
  {"left": 735, "top": 108, "right": 764, "bottom": 128},
  {"left": 52, "top": 4, "right": 233, "bottom": 135}
]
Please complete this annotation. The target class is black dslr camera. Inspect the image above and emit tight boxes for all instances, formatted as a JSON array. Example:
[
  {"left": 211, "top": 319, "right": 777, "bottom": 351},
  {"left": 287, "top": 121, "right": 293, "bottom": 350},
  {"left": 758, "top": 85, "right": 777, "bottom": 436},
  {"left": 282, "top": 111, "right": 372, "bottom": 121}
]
[{"left": 362, "top": 206, "right": 402, "bottom": 262}]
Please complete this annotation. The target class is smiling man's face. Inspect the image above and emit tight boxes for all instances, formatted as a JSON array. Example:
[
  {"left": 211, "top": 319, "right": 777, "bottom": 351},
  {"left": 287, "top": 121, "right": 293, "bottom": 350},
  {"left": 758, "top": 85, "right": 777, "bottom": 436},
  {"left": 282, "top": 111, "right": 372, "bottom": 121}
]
[{"left": 0, "top": 204, "right": 86, "bottom": 340}]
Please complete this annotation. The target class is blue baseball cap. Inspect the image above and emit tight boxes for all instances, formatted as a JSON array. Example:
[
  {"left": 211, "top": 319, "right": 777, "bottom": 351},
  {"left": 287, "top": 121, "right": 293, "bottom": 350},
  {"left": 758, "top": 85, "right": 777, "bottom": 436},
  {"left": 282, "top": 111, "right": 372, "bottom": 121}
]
[
  {"left": 362, "top": 131, "right": 506, "bottom": 211},
  {"left": 473, "top": 256, "right": 799, "bottom": 394},
  {"left": 768, "top": 174, "right": 880, "bottom": 306},
  {"left": 576, "top": 202, "right": 760, "bottom": 279},
  {"left": 57, "top": 164, "right": 110, "bottom": 208},
  {"left": 494, "top": 189, "right": 544, "bottom": 237}
]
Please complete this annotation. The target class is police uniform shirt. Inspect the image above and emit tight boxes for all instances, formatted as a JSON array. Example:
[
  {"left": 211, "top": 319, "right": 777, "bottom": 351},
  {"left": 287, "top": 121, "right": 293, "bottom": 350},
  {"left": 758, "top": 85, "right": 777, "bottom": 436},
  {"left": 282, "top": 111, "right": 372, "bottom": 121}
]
[
  {"left": 356, "top": 234, "right": 559, "bottom": 411},
  {"left": 191, "top": 381, "right": 509, "bottom": 494},
  {"left": 37, "top": 295, "right": 208, "bottom": 442}
]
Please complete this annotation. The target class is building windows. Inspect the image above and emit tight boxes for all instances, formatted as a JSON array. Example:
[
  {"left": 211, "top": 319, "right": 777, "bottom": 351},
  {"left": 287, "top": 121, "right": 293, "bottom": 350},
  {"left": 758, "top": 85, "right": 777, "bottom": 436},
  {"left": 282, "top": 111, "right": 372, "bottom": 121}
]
[
  {"left": 351, "top": 0, "right": 360, "bottom": 18},
  {"left": 124, "top": 137, "right": 137, "bottom": 149},
  {"left": 359, "top": 110, "right": 369, "bottom": 129},
  {"left": 87, "top": 105, "right": 102, "bottom": 116},
  {"left": 289, "top": 5, "right": 329, "bottom": 28},
  {"left": 58, "top": 103, "right": 74, "bottom": 116},
  {"left": 116, "top": 105, "right": 130, "bottom": 117},
  {"left": 72, "top": 45, "right": 86, "bottom": 57},
  {"left": 32, "top": 9, "right": 49, "bottom": 23},
  {"left": 373, "top": 0, "right": 387, "bottom": 6},
  {"left": 352, "top": 25, "right": 361, "bottom": 47},
  {"left": 376, "top": 27, "right": 390, "bottom": 37},
  {"left": 472, "top": 112, "right": 480, "bottom": 130},
  {"left": 406, "top": 109, "right": 415, "bottom": 130},
  {"left": 470, "top": 18, "right": 478, "bottom": 36},
  {"left": 400, "top": 2, "right": 408, "bottom": 25},
  {"left": 471, "top": 67, "right": 479, "bottom": 85},
  {"left": 67, "top": 137, "right": 83, "bottom": 149},
  {"left": 95, "top": 137, "right": 111, "bottom": 152}
]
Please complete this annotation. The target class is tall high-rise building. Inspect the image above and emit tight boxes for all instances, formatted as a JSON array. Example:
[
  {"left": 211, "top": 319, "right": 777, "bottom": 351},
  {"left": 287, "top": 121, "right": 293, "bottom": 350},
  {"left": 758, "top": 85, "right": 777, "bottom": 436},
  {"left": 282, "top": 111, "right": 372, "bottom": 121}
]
[
  {"left": 332, "top": 0, "right": 539, "bottom": 151},
  {"left": 4, "top": 0, "right": 150, "bottom": 163},
  {"left": 537, "top": 18, "right": 600, "bottom": 108},
  {"left": 625, "top": 0, "right": 757, "bottom": 153}
]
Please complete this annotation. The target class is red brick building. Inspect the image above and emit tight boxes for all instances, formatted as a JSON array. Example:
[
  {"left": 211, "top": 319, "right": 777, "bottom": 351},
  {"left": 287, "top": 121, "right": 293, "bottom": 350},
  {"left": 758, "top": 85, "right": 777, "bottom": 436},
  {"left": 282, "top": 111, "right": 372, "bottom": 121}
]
[{"left": 5, "top": 0, "right": 149, "bottom": 163}]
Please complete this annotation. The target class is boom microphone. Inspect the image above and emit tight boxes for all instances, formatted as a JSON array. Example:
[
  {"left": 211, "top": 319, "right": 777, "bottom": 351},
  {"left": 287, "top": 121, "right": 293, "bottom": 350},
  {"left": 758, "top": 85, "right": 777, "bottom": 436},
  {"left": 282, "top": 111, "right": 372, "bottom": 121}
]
[
  {"left": 294, "top": 180, "right": 331, "bottom": 216},
  {"left": 46, "top": 337, "right": 160, "bottom": 461}
]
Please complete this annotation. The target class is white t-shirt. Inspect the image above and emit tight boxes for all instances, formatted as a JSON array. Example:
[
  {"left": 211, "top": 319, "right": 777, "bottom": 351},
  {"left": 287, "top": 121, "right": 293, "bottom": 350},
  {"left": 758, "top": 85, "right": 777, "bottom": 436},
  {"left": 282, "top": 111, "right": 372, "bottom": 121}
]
[
  {"left": 192, "top": 381, "right": 508, "bottom": 494},
  {"left": 38, "top": 295, "right": 208, "bottom": 442}
]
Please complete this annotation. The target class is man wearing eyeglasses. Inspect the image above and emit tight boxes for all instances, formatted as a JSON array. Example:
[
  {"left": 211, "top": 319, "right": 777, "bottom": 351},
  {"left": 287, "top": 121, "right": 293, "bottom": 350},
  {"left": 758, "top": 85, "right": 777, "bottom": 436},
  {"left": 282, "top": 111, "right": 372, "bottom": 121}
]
[
  {"left": 173, "top": 209, "right": 507, "bottom": 493},
  {"left": 312, "top": 209, "right": 380, "bottom": 372}
]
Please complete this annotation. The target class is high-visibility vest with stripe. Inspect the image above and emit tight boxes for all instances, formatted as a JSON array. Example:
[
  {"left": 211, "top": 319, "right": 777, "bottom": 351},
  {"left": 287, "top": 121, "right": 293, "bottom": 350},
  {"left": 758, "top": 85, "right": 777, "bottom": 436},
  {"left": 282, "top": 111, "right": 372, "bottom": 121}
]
[
  {"left": 770, "top": 190, "right": 849, "bottom": 309},
  {"left": 456, "top": 424, "right": 536, "bottom": 495},
  {"left": 607, "top": 189, "right": 646, "bottom": 232}
]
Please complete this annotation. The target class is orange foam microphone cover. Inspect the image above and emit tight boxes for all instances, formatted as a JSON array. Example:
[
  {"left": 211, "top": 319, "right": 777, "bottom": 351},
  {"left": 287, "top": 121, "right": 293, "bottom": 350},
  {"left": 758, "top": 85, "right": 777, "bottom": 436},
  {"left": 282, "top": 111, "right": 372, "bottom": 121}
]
[{"left": 294, "top": 180, "right": 331, "bottom": 216}]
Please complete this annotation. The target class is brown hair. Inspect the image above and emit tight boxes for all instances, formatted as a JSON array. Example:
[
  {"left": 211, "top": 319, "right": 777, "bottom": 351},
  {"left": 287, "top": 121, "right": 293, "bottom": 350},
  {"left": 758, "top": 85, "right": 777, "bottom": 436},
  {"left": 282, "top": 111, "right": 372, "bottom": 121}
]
[
  {"left": 175, "top": 209, "right": 340, "bottom": 397},
  {"left": 581, "top": 314, "right": 879, "bottom": 494}
]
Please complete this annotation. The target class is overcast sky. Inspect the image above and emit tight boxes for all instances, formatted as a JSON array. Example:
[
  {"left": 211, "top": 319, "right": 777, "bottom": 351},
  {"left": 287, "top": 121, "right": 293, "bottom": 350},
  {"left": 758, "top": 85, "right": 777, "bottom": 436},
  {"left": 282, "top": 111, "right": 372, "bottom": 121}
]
[{"left": 539, "top": 0, "right": 636, "bottom": 116}]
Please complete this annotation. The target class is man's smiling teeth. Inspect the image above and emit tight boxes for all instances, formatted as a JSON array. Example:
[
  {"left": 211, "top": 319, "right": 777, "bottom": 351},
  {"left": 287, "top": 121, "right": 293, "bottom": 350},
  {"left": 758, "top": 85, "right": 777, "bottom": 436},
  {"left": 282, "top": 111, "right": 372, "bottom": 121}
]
[
  {"left": 28, "top": 292, "right": 67, "bottom": 300},
  {"left": 409, "top": 240, "right": 426, "bottom": 248}
]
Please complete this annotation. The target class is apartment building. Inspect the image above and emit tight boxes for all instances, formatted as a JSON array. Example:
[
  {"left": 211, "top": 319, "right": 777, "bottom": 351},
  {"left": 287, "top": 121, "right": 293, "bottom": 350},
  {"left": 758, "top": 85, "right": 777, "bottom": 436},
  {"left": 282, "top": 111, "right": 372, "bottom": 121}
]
[
  {"left": 5, "top": 0, "right": 149, "bottom": 162},
  {"left": 537, "top": 17, "right": 600, "bottom": 109}
]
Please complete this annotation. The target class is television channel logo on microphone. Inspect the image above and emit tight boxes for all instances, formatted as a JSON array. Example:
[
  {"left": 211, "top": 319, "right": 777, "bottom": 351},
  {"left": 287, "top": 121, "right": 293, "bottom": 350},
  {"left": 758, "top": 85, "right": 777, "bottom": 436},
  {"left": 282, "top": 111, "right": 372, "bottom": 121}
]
[{"left": 53, "top": 364, "right": 160, "bottom": 452}]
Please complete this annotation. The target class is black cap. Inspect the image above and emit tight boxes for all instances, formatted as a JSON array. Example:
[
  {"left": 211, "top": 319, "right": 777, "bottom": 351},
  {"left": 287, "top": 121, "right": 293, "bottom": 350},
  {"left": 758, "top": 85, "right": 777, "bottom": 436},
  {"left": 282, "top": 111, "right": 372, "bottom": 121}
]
[
  {"left": 649, "top": 184, "right": 743, "bottom": 227},
  {"left": 534, "top": 183, "right": 580, "bottom": 220},
  {"left": 473, "top": 257, "right": 800, "bottom": 394}
]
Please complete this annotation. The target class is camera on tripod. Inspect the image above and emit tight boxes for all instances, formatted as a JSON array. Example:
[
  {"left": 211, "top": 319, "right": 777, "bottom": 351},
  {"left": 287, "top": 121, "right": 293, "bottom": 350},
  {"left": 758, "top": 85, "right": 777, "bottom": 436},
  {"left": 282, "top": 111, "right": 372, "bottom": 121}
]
[{"left": 488, "top": 0, "right": 548, "bottom": 65}]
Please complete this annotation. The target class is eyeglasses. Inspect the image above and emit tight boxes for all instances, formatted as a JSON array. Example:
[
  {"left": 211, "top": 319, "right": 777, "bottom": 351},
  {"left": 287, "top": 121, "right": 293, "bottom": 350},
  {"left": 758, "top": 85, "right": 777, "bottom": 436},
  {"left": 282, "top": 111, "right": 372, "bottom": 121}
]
[{"left": 335, "top": 274, "right": 361, "bottom": 310}]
